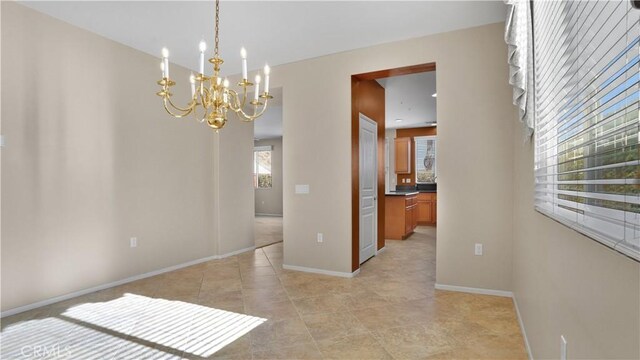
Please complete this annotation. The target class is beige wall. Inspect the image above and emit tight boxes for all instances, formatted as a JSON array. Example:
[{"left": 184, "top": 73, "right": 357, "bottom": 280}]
[
  {"left": 512, "top": 137, "right": 640, "bottom": 359},
  {"left": 0, "top": 3, "right": 253, "bottom": 312},
  {"left": 272, "top": 23, "right": 515, "bottom": 286},
  {"left": 254, "top": 138, "right": 283, "bottom": 216},
  {"left": 215, "top": 115, "right": 255, "bottom": 256}
]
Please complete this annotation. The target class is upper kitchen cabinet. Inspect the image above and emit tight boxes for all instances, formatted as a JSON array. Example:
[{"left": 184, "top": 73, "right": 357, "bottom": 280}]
[{"left": 394, "top": 137, "right": 411, "bottom": 174}]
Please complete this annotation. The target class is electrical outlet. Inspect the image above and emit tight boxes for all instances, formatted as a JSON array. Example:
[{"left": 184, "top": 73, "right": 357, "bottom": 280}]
[
  {"left": 317, "top": 233, "right": 323, "bottom": 243},
  {"left": 130, "top": 237, "right": 138, "bottom": 248},
  {"left": 474, "top": 243, "right": 483, "bottom": 256},
  {"left": 560, "top": 335, "right": 567, "bottom": 360}
]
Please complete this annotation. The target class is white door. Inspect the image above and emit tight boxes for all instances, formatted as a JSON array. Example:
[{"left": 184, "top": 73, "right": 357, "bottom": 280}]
[{"left": 359, "top": 114, "right": 377, "bottom": 264}]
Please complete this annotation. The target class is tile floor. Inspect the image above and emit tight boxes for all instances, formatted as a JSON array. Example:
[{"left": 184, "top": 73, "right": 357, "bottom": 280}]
[
  {"left": 1, "top": 227, "right": 527, "bottom": 359},
  {"left": 255, "top": 216, "right": 283, "bottom": 249}
]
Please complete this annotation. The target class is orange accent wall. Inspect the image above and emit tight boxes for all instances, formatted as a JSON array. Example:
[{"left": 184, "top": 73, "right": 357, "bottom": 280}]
[{"left": 395, "top": 127, "right": 437, "bottom": 186}]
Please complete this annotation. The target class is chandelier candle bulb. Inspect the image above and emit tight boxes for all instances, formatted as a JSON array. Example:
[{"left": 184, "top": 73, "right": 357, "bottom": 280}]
[
  {"left": 161, "top": 47, "right": 169, "bottom": 79},
  {"left": 241, "top": 47, "right": 248, "bottom": 80},
  {"left": 189, "top": 73, "right": 196, "bottom": 97},
  {"left": 264, "top": 65, "right": 270, "bottom": 94},
  {"left": 199, "top": 41, "right": 206, "bottom": 74},
  {"left": 254, "top": 75, "right": 261, "bottom": 101},
  {"left": 160, "top": 61, "right": 165, "bottom": 78}
]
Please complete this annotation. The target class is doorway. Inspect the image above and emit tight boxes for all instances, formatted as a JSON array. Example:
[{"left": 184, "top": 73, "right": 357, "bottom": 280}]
[
  {"left": 351, "top": 62, "right": 437, "bottom": 272},
  {"left": 253, "top": 88, "right": 284, "bottom": 249},
  {"left": 359, "top": 114, "right": 378, "bottom": 263}
]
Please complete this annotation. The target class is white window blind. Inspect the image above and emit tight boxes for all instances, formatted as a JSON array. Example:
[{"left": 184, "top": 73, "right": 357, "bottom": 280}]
[{"left": 533, "top": 0, "right": 639, "bottom": 261}]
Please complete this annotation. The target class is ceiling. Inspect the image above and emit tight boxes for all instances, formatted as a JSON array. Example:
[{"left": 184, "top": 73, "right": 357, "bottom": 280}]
[
  {"left": 19, "top": 1, "right": 504, "bottom": 138},
  {"left": 378, "top": 71, "right": 437, "bottom": 130},
  {"left": 20, "top": 1, "right": 506, "bottom": 76}
]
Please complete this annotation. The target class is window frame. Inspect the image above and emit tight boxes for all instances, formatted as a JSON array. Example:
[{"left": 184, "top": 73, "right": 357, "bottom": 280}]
[
  {"left": 414, "top": 135, "right": 437, "bottom": 184},
  {"left": 531, "top": 0, "right": 639, "bottom": 262},
  {"left": 253, "top": 146, "right": 273, "bottom": 190}
]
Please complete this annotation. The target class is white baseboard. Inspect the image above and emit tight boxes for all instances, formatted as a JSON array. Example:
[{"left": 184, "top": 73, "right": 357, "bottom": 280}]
[
  {"left": 513, "top": 295, "right": 533, "bottom": 360},
  {"left": 1, "top": 246, "right": 256, "bottom": 318},
  {"left": 255, "top": 213, "right": 283, "bottom": 217},
  {"left": 282, "top": 264, "right": 360, "bottom": 278},
  {"left": 434, "top": 283, "right": 514, "bottom": 298},
  {"left": 435, "top": 283, "right": 532, "bottom": 359},
  {"left": 218, "top": 246, "right": 256, "bottom": 258}
]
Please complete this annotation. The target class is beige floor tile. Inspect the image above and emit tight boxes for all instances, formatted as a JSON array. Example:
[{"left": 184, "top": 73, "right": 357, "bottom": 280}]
[
  {"left": 200, "top": 278, "right": 242, "bottom": 293},
  {"left": 374, "top": 324, "right": 458, "bottom": 358},
  {"left": 249, "top": 317, "right": 314, "bottom": 351},
  {"left": 301, "top": 310, "right": 369, "bottom": 341},
  {"left": 241, "top": 274, "right": 282, "bottom": 290},
  {"left": 316, "top": 333, "right": 393, "bottom": 360},
  {"left": 202, "top": 334, "right": 252, "bottom": 360},
  {"left": 255, "top": 216, "right": 284, "bottom": 249},
  {"left": 343, "top": 290, "right": 390, "bottom": 310},
  {"left": 252, "top": 341, "right": 323, "bottom": 360},
  {"left": 291, "top": 293, "right": 351, "bottom": 315},
  {"left": 245, "top": 299, "right": 300, "bottom": 321},
  {"left": 242, "top": 286, "right": 290, "bottom": 306},
  {"left": 196, "top": 290, "right": 244, "bottom": 311}
]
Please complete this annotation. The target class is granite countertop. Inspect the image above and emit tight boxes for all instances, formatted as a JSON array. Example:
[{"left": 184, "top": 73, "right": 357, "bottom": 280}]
[
  {"left": 385, "top": 191, "right": 419, "bottom": 196},
  {"left": 418, "top": 190, "right": 437, "bottom": 193}
]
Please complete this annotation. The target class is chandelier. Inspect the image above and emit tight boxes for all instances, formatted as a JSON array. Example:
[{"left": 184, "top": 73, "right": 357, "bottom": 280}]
[{"left": 156, "top": 0, "right": 272, "bottom": 131}]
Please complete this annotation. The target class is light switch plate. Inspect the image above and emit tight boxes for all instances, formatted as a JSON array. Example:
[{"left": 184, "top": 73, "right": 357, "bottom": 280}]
[
  {"left": 474, "top": 243, "right": 483, "bottom": 256},
  {"left": 295, "top": 184, "right": 310, "bottom": 194}
]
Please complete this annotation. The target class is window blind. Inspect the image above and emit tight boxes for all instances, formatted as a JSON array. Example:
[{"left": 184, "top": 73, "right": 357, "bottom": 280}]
[{"left": 533, "top": 0, "right": 639, "bottom": 261}]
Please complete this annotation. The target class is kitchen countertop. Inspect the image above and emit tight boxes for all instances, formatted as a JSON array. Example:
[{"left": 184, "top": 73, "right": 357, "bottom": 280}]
[{"left": 385, "top": 191, "right": 419, "bottom": 196}]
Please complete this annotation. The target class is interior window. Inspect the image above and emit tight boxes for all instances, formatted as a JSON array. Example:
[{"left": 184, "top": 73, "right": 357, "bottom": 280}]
[
  {"left": 415, "top": 136, "right": 437, "bottom": 183},
  {"left": 254, "top": 150, "right": 272, "bottom": 189}
]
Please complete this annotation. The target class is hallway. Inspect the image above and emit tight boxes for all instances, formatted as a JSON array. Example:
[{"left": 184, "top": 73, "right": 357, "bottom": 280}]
[
  {"left": 255, "top": 216, "right": 283, "bottom": 249},
  {"left": 1, "top": 227, "right": 527, "bottom": 359}
]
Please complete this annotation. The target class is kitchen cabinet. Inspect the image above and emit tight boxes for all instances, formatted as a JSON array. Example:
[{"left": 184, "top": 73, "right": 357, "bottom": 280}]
[
  {"left": 394, "top": 137, "right": 411, "bottom": 174},
  {"left": 385, "top": 192, "right": 418, "bottom": 240},
  {"left": 417, "top": 192, "right": 437, "bottom": 225}
]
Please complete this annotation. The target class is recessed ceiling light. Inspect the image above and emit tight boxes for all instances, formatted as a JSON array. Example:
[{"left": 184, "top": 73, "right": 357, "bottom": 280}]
[
  {"left": 395, "top": 119, "right": 403, "bottom": 122},
  {"left": 432, "top": 93, "right": 437, "bottom": 97}
]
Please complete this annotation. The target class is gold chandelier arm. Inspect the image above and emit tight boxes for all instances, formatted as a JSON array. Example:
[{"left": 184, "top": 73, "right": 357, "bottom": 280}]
[
  {"left": 231, "top": 97, "right": 269, "bottom": 122},
  {"left": 163, "top": 97, "right": 194, "bottom": 118},
  {"left": 166, "top": 95, "right": 196, "bottom": 113},
  {"left": 227, "top": 88, "right": 251, "bottom": 113}
]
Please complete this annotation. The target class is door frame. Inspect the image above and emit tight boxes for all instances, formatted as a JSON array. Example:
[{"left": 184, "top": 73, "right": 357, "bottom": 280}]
[
  {"left": 351, "top": 62, "right": 437, "bottom": 272},
  {"left": 359, "top": 114, "right": 378, "bottom": 264}
]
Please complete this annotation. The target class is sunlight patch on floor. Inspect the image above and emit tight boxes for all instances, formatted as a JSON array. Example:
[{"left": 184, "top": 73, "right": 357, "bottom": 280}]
[{"left": 1, "top": 293, "right": 266, "bottom": 358}]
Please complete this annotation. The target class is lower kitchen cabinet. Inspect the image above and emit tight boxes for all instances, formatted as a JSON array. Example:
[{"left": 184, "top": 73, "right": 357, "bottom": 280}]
[
  {"left": 385, "top": 193, "right": 418, "bottom": 240},
  {"left": 417, "top": 192, "right": 437, "bottom": 225}
]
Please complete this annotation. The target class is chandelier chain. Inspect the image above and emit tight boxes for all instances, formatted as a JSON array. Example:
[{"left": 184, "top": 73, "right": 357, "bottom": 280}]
[{"left": 214, "top": 0, "right": 220, "bottom": 57}]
